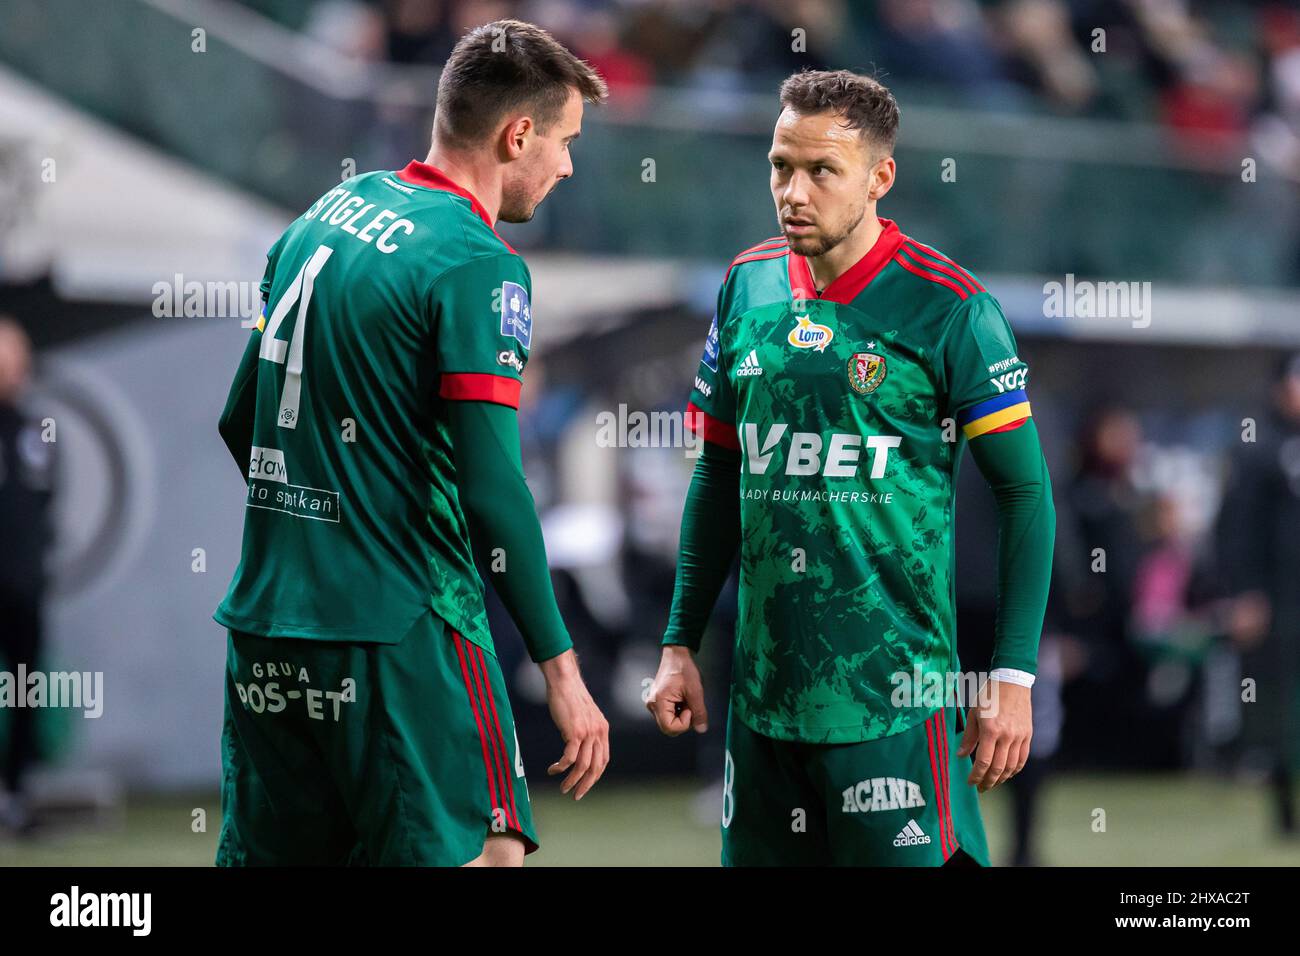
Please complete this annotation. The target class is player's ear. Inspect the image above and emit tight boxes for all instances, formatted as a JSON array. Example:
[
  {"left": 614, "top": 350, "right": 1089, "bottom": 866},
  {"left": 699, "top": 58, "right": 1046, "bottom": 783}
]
[
  {"left": 867, "top": 155, "right": 896, "bottom": 203},
  {"left": 500, "top": 115, "right": 534, "bottom": 161}
]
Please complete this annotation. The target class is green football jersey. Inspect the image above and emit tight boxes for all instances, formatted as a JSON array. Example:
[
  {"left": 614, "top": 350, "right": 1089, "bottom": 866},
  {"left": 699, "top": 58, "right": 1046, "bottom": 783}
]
[
  {"left": 686, "top": 219, "right": 1033, "bottom": 744},
  {"left": 215, "top": 161, "right": 535, "bottom": 654}
]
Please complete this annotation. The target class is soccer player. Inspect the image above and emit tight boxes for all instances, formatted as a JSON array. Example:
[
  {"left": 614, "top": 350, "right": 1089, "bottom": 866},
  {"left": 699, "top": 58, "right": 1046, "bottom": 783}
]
[
  {"left": 213, "top": 20, "right": 609, "bottom": 867},
  {"left": 646, "top": 70, "right": 1056, "bottom": 866}
]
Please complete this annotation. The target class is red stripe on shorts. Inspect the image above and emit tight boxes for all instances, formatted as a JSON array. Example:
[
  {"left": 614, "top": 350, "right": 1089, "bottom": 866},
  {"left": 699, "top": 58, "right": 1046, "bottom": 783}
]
[
  {"left": 466, "top": 641, "right": 516, "bottom": 831},
  {"left": 924, "top": 713, "right": 951, "bottom": 859},
  {"left": 936, "top": 710, "right": 959, "bottom": 854},
  {"left": 453, "top": 632, "right": 503, "bottom": 828},
  {"left": 471, "top": 643, "right": 521, "bottom": 830}
]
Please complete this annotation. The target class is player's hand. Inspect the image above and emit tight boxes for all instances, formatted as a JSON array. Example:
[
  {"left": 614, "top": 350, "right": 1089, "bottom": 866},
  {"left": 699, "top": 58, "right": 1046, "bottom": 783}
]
[
  {"left": 958, "top": 680, "right": 1032, "bottom": 793},
  {"left": 645, "top": 645, "right": 709, "bottom": 737},
  {"left": 539, "top": 649, "right": 609, "bottom": 800}
]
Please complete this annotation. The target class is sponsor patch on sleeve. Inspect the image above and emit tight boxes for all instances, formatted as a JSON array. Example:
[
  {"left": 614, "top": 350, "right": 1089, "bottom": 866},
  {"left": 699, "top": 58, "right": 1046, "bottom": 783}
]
[
  {"left": 701, "top": 314, "right": 720, "bottom": 372},
  {"left": 500, "top": 280, "right": 532, "bottom": 348},
  {"left": 496, "top": 349, "right": 525, "bottom": 374}
]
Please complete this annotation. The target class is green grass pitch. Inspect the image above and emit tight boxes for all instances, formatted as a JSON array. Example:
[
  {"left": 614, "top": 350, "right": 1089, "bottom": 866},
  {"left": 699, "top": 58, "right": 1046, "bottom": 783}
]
[{"left": 2, "top": 774, "right": 1297, "bottom": 866}]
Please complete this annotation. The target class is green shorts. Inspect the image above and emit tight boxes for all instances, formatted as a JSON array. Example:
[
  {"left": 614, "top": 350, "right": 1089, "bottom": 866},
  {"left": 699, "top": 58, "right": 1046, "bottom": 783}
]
[
  {"left": 721, "top": 703, "right": 989, "bottom": 866},
  {"left": 217, "top": 611, "right": 537, "bottom": 866}
]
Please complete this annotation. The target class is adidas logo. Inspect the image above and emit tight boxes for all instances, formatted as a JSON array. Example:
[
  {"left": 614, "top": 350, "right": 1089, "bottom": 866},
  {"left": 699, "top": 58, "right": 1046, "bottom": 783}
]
[
  {"left": 892, "top": 819, "right": 932, "bottom": 847},
  {"left": 736, "top": 349, "right": 764, "bottom": 376}
]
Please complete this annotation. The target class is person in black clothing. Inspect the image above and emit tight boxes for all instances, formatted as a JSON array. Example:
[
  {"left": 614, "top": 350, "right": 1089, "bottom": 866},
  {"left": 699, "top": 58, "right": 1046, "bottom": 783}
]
[
  {"left": 0, "top": 317, "right": 54, "bottom": 835},
  {"left": 1215, "top": 353, "right": 1300, "bottom": 835},
  {"left": 1059, "top": 406, "right": 1150, "bottom": 766}
]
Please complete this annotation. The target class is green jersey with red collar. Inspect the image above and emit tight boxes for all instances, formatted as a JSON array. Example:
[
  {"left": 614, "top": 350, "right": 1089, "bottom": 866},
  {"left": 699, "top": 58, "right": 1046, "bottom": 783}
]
[
  {"left": 215, "top": 161, "right": 535, "bottom": 654},
  {"left": 683, "top": 219, "right": 1033, "bottom": 744}
]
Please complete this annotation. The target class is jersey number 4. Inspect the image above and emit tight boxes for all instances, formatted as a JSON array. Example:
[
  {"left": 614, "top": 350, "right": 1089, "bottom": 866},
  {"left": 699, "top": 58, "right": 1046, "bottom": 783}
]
[{"left": 259, "top": 244, "right": 333, "bottom": 430}]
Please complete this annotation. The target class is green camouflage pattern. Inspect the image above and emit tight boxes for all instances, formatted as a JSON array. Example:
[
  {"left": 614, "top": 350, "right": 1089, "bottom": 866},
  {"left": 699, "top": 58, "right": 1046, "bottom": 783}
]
[{"left": 687, "top": 232, "right": 1028, "bottom": 743}]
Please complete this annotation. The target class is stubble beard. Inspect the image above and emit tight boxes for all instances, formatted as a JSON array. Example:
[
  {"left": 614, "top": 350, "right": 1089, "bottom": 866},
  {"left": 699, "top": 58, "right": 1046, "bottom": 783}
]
[
  {"left": 498, "top": 182, "right": 537, "bottom": 224},
  {"left": 784, "top": 201, "right": 867, "bottom": 258}
]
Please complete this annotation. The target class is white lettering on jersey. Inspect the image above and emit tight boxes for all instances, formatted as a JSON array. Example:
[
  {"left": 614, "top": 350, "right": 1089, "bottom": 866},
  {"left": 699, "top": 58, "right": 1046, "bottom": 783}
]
[
  {"left": 739, "top": 423, "right": 900, "bottom": 479},
  {"left": 990, "top": 367, "right": 1028, "bottom": 393},
  {"left": 301, "top": 189, "right": 413, "bottom": 254},
  {"left": 741, "top": 422, "right": 788, "bottom": 474}
]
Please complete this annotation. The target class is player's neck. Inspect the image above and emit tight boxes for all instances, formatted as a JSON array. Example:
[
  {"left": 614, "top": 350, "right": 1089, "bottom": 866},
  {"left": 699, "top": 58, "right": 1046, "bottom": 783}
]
[
  {"left": 423, "top": 147, "right": 504, "bottom": 225},
  {"left": 805, "top": 212, "right": 883, "bottom": 293}
]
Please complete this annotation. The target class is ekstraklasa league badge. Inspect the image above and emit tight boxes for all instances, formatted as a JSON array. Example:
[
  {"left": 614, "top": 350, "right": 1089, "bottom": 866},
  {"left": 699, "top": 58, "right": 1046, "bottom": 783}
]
[{"left": 849, "top": 350, "right": 887, "bottom": 395}]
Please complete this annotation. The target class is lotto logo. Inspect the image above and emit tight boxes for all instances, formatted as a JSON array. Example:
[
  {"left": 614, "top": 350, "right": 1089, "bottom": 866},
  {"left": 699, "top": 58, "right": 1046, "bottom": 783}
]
[{"left": 787, "top": 314, "right": 834, "bottom": 352}]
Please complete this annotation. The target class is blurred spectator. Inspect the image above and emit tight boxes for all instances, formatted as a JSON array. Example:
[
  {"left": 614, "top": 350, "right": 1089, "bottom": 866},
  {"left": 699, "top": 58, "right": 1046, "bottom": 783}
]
[
  {"left": 1128, "top": 491, "right": 1221, "bottom": 760},
  {"left": 303, "top": 0, "right": 389, "bottom": 61},
  {"left": 683, "top": 0, "right": 834, "bottom": 93},
  {"left": 874, "top": 0, "right": 1009, "bottom": 97},
  {"left": 0, "top": 317, "right": 54, "bottom": 836},
  {"left": 1214, "top": 352, "right": 1300, "bottom": 834},
  {"left": 996, "top": 0, "right": 1098, "bottom": 112},
  {"left": 448, "top": 0, "right": 521, "bottom": 40},
  {"left": 1131, "top": 493, "right": 1217, "bottom": 662},
  {"left": 548, "top": 4, "right": 653, "bottom": 110},
  {"left": 383, "top": 0, "right": 458, "bottom": 64},
  {"left": 1251, "top": 5, "right": 1300, "bottom": 274},
  {"left": 1058, "top": 407, "right": 1149, "bottom": 765}
]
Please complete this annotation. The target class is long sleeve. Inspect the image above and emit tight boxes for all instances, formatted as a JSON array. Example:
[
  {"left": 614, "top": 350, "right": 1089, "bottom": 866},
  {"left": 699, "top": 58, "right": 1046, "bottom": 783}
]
[
  {"left": 661, "top": 440, "right": 742, "bottom": 652},
  {"left": 218, "top": 325, "right": 262, "bottom": 477},
  {"left": 967, "top": 419, "right": 1056, "bottom": 674},
  {"left": 445, "top": 397, "right": 571, "bottom": 662}
]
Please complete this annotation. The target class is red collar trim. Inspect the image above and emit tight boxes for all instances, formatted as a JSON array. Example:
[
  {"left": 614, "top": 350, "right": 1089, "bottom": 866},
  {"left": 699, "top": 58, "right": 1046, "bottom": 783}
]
[
  {"left": 786, "top": 218, "right": 903, "bottom": 304},
  {"left": 395, "top": 160, "right": 516, "bottom": 253}
]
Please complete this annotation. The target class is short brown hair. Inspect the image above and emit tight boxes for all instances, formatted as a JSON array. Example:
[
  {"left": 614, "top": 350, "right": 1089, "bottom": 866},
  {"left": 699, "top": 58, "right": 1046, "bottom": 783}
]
[
  {"left": 435, "top": 19, "right": 608, "bottom": 148},
  {"left": 778, "top": 69, "right": 900, "bottom": 155}
]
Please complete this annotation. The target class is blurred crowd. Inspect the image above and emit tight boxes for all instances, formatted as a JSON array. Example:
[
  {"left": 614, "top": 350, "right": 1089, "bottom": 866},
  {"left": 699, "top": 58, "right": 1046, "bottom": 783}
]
[{"left": 256, "top": 0, "right": 1300, "bottom": 166}]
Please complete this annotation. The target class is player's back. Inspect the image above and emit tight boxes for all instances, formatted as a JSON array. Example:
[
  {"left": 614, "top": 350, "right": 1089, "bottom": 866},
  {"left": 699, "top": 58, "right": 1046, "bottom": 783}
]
[{"left": 216, "top": 164, "right": 529, "bottom": 649}]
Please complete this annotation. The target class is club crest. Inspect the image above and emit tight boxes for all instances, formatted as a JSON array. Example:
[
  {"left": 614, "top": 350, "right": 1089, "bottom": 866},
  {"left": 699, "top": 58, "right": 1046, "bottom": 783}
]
[{"left": 849, "top": 351, "right": 887, "bottom": 395}]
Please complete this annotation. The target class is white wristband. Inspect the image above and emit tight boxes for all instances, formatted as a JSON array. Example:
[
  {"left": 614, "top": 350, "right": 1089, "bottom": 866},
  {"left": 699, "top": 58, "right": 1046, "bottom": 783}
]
[{"left": 989, "top": 667, "right": 1035, "bottom": 688}]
